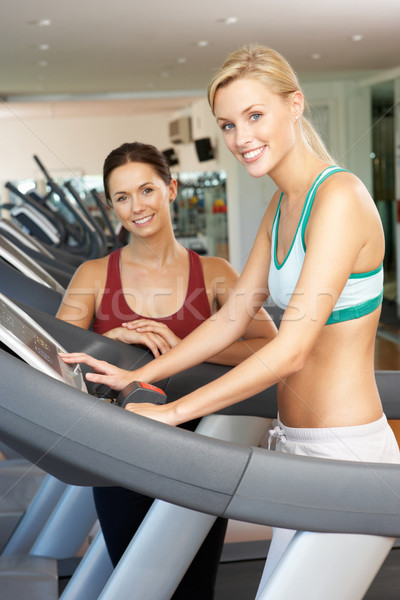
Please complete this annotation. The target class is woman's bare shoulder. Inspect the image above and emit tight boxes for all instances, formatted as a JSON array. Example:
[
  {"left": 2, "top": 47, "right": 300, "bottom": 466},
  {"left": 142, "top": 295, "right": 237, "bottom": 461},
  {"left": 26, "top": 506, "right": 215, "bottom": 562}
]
[
  {"left": 200, "top": 255, "right": 238, "bottom": 279},
  {"left": 318, "top": 170, "right": 372, "bottom": 208},
  {"left": 70, "top": 254, "right": 110, "bottom": 284}
]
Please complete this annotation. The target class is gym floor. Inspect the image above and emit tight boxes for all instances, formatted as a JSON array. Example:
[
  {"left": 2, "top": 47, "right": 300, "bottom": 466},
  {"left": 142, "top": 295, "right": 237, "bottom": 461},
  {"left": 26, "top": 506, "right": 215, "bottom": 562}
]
[
  {"left": 215, "top": 297, "right": 400, "bottom": 599},
  {"left": 215, "top": 546, "right": 400, "bottom": 600}
]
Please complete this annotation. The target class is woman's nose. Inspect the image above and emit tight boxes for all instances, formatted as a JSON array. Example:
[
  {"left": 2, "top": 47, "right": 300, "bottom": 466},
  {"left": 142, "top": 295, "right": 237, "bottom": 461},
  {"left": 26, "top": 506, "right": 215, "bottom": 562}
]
[
  {"left": 131, "top": 195, "right": 146, "bottom": 213},
  {"left": 235, "top": 124, "right": 253, "bottom": 148}
]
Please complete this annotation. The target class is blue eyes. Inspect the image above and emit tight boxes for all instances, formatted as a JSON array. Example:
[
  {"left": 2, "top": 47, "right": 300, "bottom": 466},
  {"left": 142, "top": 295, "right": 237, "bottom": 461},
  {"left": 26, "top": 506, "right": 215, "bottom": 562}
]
[{"left": 221, "top": 113, "right": 262, "bottom": 131}]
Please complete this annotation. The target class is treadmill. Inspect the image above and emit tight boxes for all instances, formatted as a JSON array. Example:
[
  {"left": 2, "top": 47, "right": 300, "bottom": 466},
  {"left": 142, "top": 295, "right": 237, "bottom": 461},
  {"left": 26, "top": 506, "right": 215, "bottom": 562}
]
[
  {"left": 0, "top": 295, "right": 398, "bottom": 599},
  {"left": 0, "top": 218, "right": 56, "bottom": 259},
  {"left": 0, "top": 294, "right": 271, "bottom": 598},
  {"left": 33, "top": 156, "right": 107, "bottom": 259},
  {"left": 0, "top": 236, "right": 66, "bottom": 294}
]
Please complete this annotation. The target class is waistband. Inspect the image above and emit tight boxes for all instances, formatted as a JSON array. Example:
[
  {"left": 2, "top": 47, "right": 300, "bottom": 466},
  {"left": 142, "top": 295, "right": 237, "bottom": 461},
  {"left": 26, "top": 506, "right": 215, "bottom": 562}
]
[{"left": 276, "top": 413, "right": 388, "bottom": 443}]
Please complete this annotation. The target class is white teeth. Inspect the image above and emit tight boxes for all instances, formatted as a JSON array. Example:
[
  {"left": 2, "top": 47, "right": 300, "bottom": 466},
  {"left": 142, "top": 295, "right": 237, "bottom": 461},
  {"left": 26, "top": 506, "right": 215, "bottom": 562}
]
[
  {"left": 134, "top": 215, "right": 152, "bottom": 224},
  {"left": 243, "top": 147, "right": 264, "bottom": 159}
]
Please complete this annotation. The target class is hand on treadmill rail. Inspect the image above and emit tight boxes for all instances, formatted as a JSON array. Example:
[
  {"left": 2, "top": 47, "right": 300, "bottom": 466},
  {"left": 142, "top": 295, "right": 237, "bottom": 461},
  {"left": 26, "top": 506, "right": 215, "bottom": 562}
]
[
  {"left": 59, "top": 352, "right": 134, "bottom": 391},
  {"left": 124, "top": 401, "right": 176, "bottom": 425}
]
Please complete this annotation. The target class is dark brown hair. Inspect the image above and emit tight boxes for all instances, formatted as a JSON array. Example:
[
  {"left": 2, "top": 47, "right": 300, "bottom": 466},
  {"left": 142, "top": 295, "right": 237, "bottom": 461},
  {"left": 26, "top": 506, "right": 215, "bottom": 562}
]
[{"left": 103, "top": 142, "right": 172, "bottom": 205}]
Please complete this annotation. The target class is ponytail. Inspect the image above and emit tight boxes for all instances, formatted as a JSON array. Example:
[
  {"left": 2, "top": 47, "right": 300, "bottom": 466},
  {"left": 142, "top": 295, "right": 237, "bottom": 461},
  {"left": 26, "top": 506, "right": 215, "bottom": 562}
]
[{"left": 300, "top": 116, "right": 335, "bottom": 164}]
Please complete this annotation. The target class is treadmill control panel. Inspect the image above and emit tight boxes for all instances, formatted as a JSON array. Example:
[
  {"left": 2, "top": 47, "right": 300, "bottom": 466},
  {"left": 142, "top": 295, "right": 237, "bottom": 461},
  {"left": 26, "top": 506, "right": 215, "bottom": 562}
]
[{"left": 0, "top": 293, "right": 86, "bottom": 392}]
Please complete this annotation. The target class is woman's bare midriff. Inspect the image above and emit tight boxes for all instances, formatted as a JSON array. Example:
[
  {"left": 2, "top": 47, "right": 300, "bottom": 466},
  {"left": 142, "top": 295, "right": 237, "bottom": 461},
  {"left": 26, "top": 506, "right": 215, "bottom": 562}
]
[{"left": 277, "top": 309, "right": 383, "bottom": 428}]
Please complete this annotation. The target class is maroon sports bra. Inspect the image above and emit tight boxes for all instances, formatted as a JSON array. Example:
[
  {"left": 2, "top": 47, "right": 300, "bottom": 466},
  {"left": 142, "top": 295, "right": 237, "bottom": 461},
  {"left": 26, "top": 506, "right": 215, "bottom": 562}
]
[{"left": 92, "top": 248, "right": 211, "bottom": 339}]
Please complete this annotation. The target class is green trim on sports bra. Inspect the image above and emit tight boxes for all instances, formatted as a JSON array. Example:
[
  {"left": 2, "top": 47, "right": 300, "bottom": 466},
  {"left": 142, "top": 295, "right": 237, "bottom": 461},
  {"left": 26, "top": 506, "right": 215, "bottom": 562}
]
[
  {"left": 300, "top": 167, "right": 347, "bottom": 251},
  {"left": 273, "top": 192, "right": 307, "bottom": 270},
  {"left": 349, "top": 264, "right": 382, "bottom": 279},
  {"left": 273, "top": 166, "right": 345, "bottom": 270},
  {"left": 326, "top": 290, "right": 383, "bottom": 325}
]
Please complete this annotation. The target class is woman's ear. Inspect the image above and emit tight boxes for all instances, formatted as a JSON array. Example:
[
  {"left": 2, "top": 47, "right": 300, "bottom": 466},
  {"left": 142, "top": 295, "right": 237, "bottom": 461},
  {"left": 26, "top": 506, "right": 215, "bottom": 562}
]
[
  {"left": 169, "top": 178, "right": 178, "bottom": 203},
  {"left": 291, "top": 90, "right": 304, "bottom": 121}
]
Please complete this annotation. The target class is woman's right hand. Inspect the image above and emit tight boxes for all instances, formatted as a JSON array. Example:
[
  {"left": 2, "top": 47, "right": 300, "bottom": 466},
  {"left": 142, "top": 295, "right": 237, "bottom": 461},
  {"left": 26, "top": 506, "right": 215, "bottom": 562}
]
[
  {"left": 59, "top": 352, "right": 136, "bottom": 391},
  {"left": 103, "top": 327, "right": 171, "bottom": 357},
  {"left": 121, "top": 320, "right": 181, "bottom": 350}
]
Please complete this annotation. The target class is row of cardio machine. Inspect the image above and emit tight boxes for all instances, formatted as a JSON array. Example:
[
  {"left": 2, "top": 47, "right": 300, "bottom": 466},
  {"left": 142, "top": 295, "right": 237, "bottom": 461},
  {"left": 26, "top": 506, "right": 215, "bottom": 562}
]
[{"left": 0, "top": 156, "right": 399, "bottom": 600}]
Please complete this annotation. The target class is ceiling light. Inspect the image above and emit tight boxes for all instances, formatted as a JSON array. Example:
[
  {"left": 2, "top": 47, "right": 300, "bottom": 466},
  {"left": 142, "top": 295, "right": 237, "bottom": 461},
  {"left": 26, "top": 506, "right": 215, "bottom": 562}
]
[
  {"left": 197, "top": 40, "right": 209, "bottom": 47},
  {"left": 27, "top": 19, "right": 52, "bottom": 27},
  {"left": 351, "top": 34, "right": 363, "bottom": 42},
  {"left": 38, "top": 44, "right": 50, "bottom": 51},
  {"left": 217, "top": 17, "right": 238, "bottom": 25},
  {"left": 311, "top": 53, "right": 321, "bottom": 60},
  {"left": 177, "top": 57, "right": 187, "bottom": 64},
  {"left": 38, "top": 60, "right": 48, "bottom": 67}
]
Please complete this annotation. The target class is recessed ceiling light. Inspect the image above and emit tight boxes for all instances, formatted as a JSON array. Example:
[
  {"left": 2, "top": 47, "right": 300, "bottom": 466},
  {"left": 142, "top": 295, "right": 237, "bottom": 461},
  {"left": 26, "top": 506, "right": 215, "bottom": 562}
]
[
  {"left": 177, "top": 57, "right": 187, "bottom": 64},
  {"left": 217, "top": 17, "right": 238, "bottom": 25},
  {"left": 351, "top": 34, "right": 363, "bottom": 42},
  {"left": 38, "top": 44, "right": 50, "bottom": 51},
  {"left": 38, "top": 60, "right": 48, "bottom": 67},
  {"left": 197, "top": 40, "right": 209, "bottom": 47},
  {"left": 27, "top": 19, "right": 52, "bottom": 27},
  {"left": 311, "top": 53, "right": 321, "bottom": 60}
]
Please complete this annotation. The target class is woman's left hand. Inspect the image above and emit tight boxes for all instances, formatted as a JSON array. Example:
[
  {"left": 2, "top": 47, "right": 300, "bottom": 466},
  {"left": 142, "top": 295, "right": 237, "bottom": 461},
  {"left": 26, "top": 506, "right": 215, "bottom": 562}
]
[{"left": 122, "top": 319, "right": 181, "bottom": 349}]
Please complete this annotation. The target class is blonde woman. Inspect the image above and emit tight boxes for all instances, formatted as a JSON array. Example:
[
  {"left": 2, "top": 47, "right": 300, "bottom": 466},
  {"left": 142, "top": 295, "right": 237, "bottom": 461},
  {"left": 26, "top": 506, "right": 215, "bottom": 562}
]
[{"left": 61, "top": 47, "right": 400, "bottom": 596}]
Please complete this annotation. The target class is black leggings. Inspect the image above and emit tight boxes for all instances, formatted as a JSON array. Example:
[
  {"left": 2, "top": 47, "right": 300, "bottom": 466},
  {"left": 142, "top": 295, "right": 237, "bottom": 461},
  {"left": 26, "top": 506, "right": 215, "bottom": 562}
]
[{"left": 93, "top": 485, "right": 227, "bottom": 600}]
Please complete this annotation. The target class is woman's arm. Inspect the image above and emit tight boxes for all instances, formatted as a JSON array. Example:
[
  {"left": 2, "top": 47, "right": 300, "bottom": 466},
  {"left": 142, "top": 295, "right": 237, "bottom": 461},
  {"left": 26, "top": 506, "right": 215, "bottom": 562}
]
[
  {"left": 57, "top": 261, "right": 180, "bottom": 357},
  {"left": 124, "top": 173, "right": 383, "bottom": 424},
  {"left": 201, "top": 256, "right": 278, "bottom": 365},
  {"left": 56, "top": 259, "right": 106, "bottom": 329},
  {"left": 125, "top": 254, "right": 278, "bottom": 366},
  {"left": 60, "top": 209, "right": 274, "bottom": 388}
]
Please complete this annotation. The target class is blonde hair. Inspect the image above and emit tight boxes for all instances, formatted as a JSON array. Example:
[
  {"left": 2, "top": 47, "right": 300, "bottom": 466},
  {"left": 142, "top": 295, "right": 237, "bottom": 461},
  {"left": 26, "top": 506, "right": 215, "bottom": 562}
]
[{"left": 208, "top": 44, "right": 335, "bottom": 164}]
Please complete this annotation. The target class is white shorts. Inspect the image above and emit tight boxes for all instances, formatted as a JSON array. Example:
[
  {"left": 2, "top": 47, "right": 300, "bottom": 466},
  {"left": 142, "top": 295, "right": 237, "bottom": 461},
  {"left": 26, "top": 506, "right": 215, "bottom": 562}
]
[
  {"left": 274, "top": 413, "right": 400, "bottom": 463},
  {"left": 255, "top": 413, "right": 400, "bottom": 599}
]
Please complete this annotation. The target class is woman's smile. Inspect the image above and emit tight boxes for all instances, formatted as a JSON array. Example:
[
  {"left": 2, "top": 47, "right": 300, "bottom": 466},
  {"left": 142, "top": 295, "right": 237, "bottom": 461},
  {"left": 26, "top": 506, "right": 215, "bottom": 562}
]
[
  {"left": 242, "top": 146, "right": 266, "bottom": 162},
  {"left": 132, "top": 214, "right": 155, "bottom": 227}
]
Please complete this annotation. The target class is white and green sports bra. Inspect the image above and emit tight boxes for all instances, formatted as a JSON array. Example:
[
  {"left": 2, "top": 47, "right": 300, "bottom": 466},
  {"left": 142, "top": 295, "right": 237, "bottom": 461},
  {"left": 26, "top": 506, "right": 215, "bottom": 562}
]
[{"left": 268, "top": 166, "right": 383, "bottom": 325}]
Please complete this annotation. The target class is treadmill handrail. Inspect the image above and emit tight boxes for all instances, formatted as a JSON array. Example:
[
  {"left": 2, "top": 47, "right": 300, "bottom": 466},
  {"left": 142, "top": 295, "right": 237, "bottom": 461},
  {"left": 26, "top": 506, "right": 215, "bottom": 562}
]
[
  {"left": 0, "top": 235, "right": 65, "bottom": 294},
  {"left": 0, "top": 350, "right": 399, "bottom": 537},
  {"left": 33, "top": 155, "right": 104, "bottom": 259},
  {"left": 90, "top": 188, "right": 121, "bottom": 250},
  {"left": 0, "top": 219, "right": 55, "bottom": 259},
  {"left": 5, "top": 181, "right": 66, "bottom": 243},
  {"left": 64, "top": 180, "right": 108, "bottom": 255}
]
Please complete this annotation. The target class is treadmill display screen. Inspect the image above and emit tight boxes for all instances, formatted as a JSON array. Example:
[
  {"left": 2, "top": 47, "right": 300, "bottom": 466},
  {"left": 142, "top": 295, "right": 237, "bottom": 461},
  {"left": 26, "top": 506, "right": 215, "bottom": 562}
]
[{"left": 0, "top": 294, "right": 86, "bottom": 391}]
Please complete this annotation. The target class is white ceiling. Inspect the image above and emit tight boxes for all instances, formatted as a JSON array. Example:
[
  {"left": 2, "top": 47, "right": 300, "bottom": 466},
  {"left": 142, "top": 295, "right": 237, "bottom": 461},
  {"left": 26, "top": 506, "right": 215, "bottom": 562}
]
[{"left": 2, "top": 0, "right": 400, "bottom": 107}]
